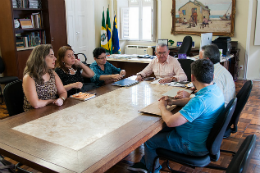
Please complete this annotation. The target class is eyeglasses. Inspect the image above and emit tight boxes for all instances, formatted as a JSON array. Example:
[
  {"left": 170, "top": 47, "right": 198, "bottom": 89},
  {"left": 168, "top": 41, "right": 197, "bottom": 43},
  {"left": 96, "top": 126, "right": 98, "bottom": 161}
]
[
  {"left": 96, "top": 56, "right": 107, "bottom": 60},
  {"left": 157, "top": 52, "right": 168, "bottom": 56}
]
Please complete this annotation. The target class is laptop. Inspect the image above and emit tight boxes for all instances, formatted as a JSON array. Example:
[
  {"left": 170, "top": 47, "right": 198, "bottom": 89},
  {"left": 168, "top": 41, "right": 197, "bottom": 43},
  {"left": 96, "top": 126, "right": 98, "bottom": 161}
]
[{"left": 112, "top": 78, "right": 139, "bottom": 87}]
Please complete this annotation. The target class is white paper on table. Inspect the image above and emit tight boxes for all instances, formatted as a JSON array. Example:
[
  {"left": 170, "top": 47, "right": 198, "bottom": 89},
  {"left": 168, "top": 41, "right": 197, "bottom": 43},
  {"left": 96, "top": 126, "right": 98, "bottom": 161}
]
[{"left": 167, "top": 82, "right": 185, "bottom": 87}]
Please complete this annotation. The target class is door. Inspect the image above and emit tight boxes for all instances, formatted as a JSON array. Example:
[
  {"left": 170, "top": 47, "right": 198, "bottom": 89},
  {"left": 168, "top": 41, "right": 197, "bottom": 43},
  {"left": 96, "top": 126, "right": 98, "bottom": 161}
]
[
  {"left": 65, "top": 0, "right": 96, "bottom": 64},
  {"left": 47, "top": 0, "right": 67, "bottom": 56}
]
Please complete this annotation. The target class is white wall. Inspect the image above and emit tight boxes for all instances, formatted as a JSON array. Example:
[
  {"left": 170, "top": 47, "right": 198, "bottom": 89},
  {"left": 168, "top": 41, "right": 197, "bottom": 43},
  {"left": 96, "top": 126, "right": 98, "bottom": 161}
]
[
  {"left": 245, "top": 0, "right": 260, "bottom": 80},
  {"left": 117, "top": 0, "right": 249, "bottom": 79},
  {"left": 94, "top": 0, "right": 109, "bottom": 49}
]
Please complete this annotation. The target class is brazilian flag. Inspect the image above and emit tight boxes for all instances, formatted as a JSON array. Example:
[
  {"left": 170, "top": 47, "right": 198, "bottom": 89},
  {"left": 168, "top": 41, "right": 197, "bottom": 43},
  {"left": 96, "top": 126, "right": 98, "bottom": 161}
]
[
  {"left": 106, "top": 8, "right": 112, "bottom": 54},
  {"left": 112, "top": 15, "right": 121, "bottom": 54}
]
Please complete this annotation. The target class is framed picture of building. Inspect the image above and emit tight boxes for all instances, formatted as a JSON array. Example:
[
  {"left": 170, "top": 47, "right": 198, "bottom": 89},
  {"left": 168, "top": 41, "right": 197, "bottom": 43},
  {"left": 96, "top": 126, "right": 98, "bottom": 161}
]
[{"left": 171, "top": 0, "right": 236, "bottom": 36}]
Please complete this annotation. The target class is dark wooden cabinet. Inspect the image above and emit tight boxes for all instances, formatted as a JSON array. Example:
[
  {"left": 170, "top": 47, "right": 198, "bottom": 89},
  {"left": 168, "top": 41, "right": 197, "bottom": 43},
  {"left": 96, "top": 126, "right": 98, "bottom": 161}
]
[{"left": 0, "top": 0, "right": 67, "bottom": 79}]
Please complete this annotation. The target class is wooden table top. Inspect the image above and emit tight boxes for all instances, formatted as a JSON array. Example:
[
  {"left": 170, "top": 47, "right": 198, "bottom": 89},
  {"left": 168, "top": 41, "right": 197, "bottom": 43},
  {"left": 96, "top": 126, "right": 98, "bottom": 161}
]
[{"left": 0, "top": 79, "right": 180, "bottom": 173}]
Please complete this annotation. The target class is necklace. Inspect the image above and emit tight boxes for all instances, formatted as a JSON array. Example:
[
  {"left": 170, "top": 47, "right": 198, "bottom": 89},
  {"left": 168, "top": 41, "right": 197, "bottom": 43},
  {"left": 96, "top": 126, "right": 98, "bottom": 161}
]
[{"left": 69, "top": 67, "right": 76, "bottom": 74}]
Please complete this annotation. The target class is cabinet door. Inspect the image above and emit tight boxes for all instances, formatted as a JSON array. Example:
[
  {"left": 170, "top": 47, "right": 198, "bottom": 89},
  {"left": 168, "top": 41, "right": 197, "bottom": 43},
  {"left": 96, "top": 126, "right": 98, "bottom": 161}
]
[
  {"left": 65, "top": 0, "right": 96, "bottom": 64},
  {"left": 47, "top": 0, "right": 67, "bottom": 56}
]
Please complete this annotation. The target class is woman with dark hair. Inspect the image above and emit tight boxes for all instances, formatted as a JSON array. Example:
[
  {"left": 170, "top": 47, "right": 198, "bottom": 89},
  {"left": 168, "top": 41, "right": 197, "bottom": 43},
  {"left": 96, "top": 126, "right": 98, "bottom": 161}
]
[
  {"left": 23, "top": 44, "right": 67, "bottom": 112},
  {"left": 55, "top": 46, "right": 95, "bottom": 96}
]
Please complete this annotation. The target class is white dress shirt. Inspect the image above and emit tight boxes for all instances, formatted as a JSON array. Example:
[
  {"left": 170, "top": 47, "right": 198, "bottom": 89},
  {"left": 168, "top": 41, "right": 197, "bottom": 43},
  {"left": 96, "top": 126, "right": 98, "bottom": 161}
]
[
  {"left": 214, "top": 63, "right": 236, "bottom": 106},
  {"left": 137, "top": 55, "right": 187, "bottom": 82}
]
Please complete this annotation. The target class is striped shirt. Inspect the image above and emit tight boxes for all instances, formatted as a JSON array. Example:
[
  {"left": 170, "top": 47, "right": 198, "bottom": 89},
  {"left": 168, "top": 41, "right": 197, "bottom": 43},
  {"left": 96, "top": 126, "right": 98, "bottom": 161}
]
[
  {"left": 214, "top": 63, "right": 236, "bottom": 106},
  {"left": 137, "top": 55, "right": 187, "bottom": 82}
]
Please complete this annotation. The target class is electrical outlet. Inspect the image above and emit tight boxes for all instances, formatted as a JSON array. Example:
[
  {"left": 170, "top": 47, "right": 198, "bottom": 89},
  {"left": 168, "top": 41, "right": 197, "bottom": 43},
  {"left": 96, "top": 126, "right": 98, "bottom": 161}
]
[{"left": 239, "top": 65, "right": 243, "bottom": 70}]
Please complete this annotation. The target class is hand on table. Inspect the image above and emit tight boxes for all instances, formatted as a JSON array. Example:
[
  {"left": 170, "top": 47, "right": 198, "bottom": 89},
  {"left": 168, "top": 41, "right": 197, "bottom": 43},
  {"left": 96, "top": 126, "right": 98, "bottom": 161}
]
[
  {"left": 158, "top": 96, "right": 168, "bottom": 109},
  {"left": 159, "top": 77, "right": 174, "bottom": 84},
  {"left": 136, "top": 75, "right": 143, "bottom": 81},
  {"left": 53, "top": 98, "right": 64, "bottom": 106},
  {"left": 120, "top": 70, "right": 126, "bottom": 76},
  {"left": 112, "top": 74, "right": 123, "bottom": 81}
]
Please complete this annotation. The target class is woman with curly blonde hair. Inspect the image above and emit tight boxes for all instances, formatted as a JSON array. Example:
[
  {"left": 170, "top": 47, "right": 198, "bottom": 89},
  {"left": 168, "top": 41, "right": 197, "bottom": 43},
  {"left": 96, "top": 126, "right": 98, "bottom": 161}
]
[{"left": 23, "top": 44, "right": 67, "bottom": 111}]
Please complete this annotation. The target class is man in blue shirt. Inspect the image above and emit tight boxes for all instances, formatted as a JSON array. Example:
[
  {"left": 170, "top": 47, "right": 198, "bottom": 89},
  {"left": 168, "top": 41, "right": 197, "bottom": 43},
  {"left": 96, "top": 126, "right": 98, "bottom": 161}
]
[
  {"left": 90, "top": 47, "right": 126, "bottom": 86},
  {"left": 128, "top": 59, "right": 225, "bottom": 173}
]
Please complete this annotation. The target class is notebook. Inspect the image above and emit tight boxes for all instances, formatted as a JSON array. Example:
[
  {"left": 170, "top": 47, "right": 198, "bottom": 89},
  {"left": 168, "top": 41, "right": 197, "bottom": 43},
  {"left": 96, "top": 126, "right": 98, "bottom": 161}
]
[
  {"left": 70, "top": 92, "right": 95, "bottom": 101},
  {"left": 139, "top": 101, "right": 176, "bottom": 116},
  {"left": 112, "top": 78, "right": 139, "bottom": 87}
]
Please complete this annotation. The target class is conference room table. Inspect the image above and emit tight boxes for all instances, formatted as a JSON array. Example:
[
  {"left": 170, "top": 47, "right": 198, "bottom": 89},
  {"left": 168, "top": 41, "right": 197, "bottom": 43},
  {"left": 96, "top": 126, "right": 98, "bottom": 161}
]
[{"left": 0, "top": 77, "right": 181, "bottom": 173}]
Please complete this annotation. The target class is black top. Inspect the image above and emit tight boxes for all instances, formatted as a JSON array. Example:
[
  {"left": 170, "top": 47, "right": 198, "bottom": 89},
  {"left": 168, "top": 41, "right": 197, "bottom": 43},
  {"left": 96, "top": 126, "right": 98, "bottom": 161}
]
[{"left": 55, "top": 67, "right": 84, "bottom": 97}]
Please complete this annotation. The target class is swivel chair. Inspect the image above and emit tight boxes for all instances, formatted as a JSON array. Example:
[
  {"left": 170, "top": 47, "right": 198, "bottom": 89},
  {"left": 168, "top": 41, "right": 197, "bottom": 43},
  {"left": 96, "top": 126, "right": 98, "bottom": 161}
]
[
  {"left": 226, "top": 134, "right": 256, "bottom": 173},
  {"left": 0, "top": 56, "right": 18, "bottom": 103},
  {"left": 3, "top": 80, "right": 24, "bottom": 116},
  {"left": 177, "top": 59, "right": 194, "bottom": 82},
  {"left": 152, "top": 98, "right": 237, "bottom": 173},
  {"left": 224, "top": 80, "right": 253, "bottom": 138},
  {"left": 75, "top": 53, "right": 88, "bottom": 65},
  {"left": 178, "top": 36, "right": 193, "bottom": 56}
]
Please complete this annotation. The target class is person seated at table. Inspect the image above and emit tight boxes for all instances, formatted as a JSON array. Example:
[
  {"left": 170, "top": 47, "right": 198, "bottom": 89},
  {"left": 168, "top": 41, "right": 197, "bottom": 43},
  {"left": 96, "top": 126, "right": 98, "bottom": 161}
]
[
  {"left": 23, "top": 44, "right": 67, "bottom": 112},
  {"left": 175, "top": 44, "right": 235, "bottom": 106},
  {"left": 128, "top": 59, "right": 225, "bottom": 173},
  {"left": 55, "top": 46, "right": 95, "bottom": 97},
  {"left": 135, "top": 43, "right": 187, "bottom": 84},
  {"left": 90, "top": 47, "right": 126, "bottom": 87}
]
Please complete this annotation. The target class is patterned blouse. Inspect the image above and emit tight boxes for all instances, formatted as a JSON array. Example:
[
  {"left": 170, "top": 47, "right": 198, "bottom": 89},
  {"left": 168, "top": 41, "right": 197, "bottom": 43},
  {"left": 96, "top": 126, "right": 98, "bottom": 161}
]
[
  {"left": 23, "top": 71, "right": 58, "bottom": 112},
  {"left": 55, "top": 67, "right": 84, "bottom": 96}
]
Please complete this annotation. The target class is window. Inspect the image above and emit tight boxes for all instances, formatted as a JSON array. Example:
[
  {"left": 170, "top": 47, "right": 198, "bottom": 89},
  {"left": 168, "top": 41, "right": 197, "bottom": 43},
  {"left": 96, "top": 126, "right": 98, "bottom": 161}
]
[
  {"left": 182, "top": 10, "right": 186, "bottom": 15},
  {"left": 119, "top": 0, "right": 156, "bottom": 41}
]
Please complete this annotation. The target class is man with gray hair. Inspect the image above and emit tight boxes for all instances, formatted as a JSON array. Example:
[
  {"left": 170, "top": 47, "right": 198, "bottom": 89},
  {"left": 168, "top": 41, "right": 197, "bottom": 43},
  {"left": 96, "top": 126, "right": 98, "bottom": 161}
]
[
  {"left": 200, "top": 44, "right": 235, "bottom": 106},
  {"left": 128, "top": 59, "right": 224, "bottom": 173},
  {"left": 136, "top": 43, "right": 187, "bottom": 83},
  {"left": 176, "top": 44, "right": 235, "bottom": 106}
]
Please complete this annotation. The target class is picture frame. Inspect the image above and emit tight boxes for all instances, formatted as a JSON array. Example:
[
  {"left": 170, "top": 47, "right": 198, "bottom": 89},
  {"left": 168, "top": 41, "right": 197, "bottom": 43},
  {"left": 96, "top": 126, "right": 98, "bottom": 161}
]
[
  {"left": 171, "top": 0, "right": 236, "bottom": 36},
  {"left": 157, "top": 39, "right": 168, "bottom": 45}
]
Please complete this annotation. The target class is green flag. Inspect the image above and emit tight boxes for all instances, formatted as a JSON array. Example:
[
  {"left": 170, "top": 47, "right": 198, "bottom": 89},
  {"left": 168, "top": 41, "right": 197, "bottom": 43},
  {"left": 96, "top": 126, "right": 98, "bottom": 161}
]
[{"left": 101, "top": 10, "right": 109, "bottom": 51}]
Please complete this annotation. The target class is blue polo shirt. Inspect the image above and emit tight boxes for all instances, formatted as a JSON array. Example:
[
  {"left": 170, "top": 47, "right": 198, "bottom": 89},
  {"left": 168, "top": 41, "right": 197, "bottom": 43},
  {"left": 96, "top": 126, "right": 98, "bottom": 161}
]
[
  {"left": 176, "top": 83, "right": 225, "bottom": 152},
  {"left": 90, "top": 61, "right": 121, "bottom": 86}
]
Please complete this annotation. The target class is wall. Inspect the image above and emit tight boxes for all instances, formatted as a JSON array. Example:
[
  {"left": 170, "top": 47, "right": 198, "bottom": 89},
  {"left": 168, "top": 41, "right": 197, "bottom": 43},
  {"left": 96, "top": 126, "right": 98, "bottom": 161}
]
[
  {"left": 160, "top": 0, "right": 249, "bottom": 79},
  {"left": 119, "top": 0, "right": 249, "bottom": 79},
  {"left": 245, "top": 0, "right": 260, "bottom": 80},
  {"left": 94, "top": 0, "right": 109, "bottom": 48}
]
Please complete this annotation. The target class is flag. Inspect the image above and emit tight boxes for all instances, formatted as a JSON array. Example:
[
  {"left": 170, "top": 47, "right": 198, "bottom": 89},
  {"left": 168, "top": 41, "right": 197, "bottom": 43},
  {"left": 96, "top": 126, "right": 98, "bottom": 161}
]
[
  {"left": 106, "top": 8, "right": 112, "bottom": 54},
  {"left": 112, "top": 15, "right": 121, "bottom": 54},
  {"left": 101, "top": 10, "right": 109, "bottom": 51}
]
